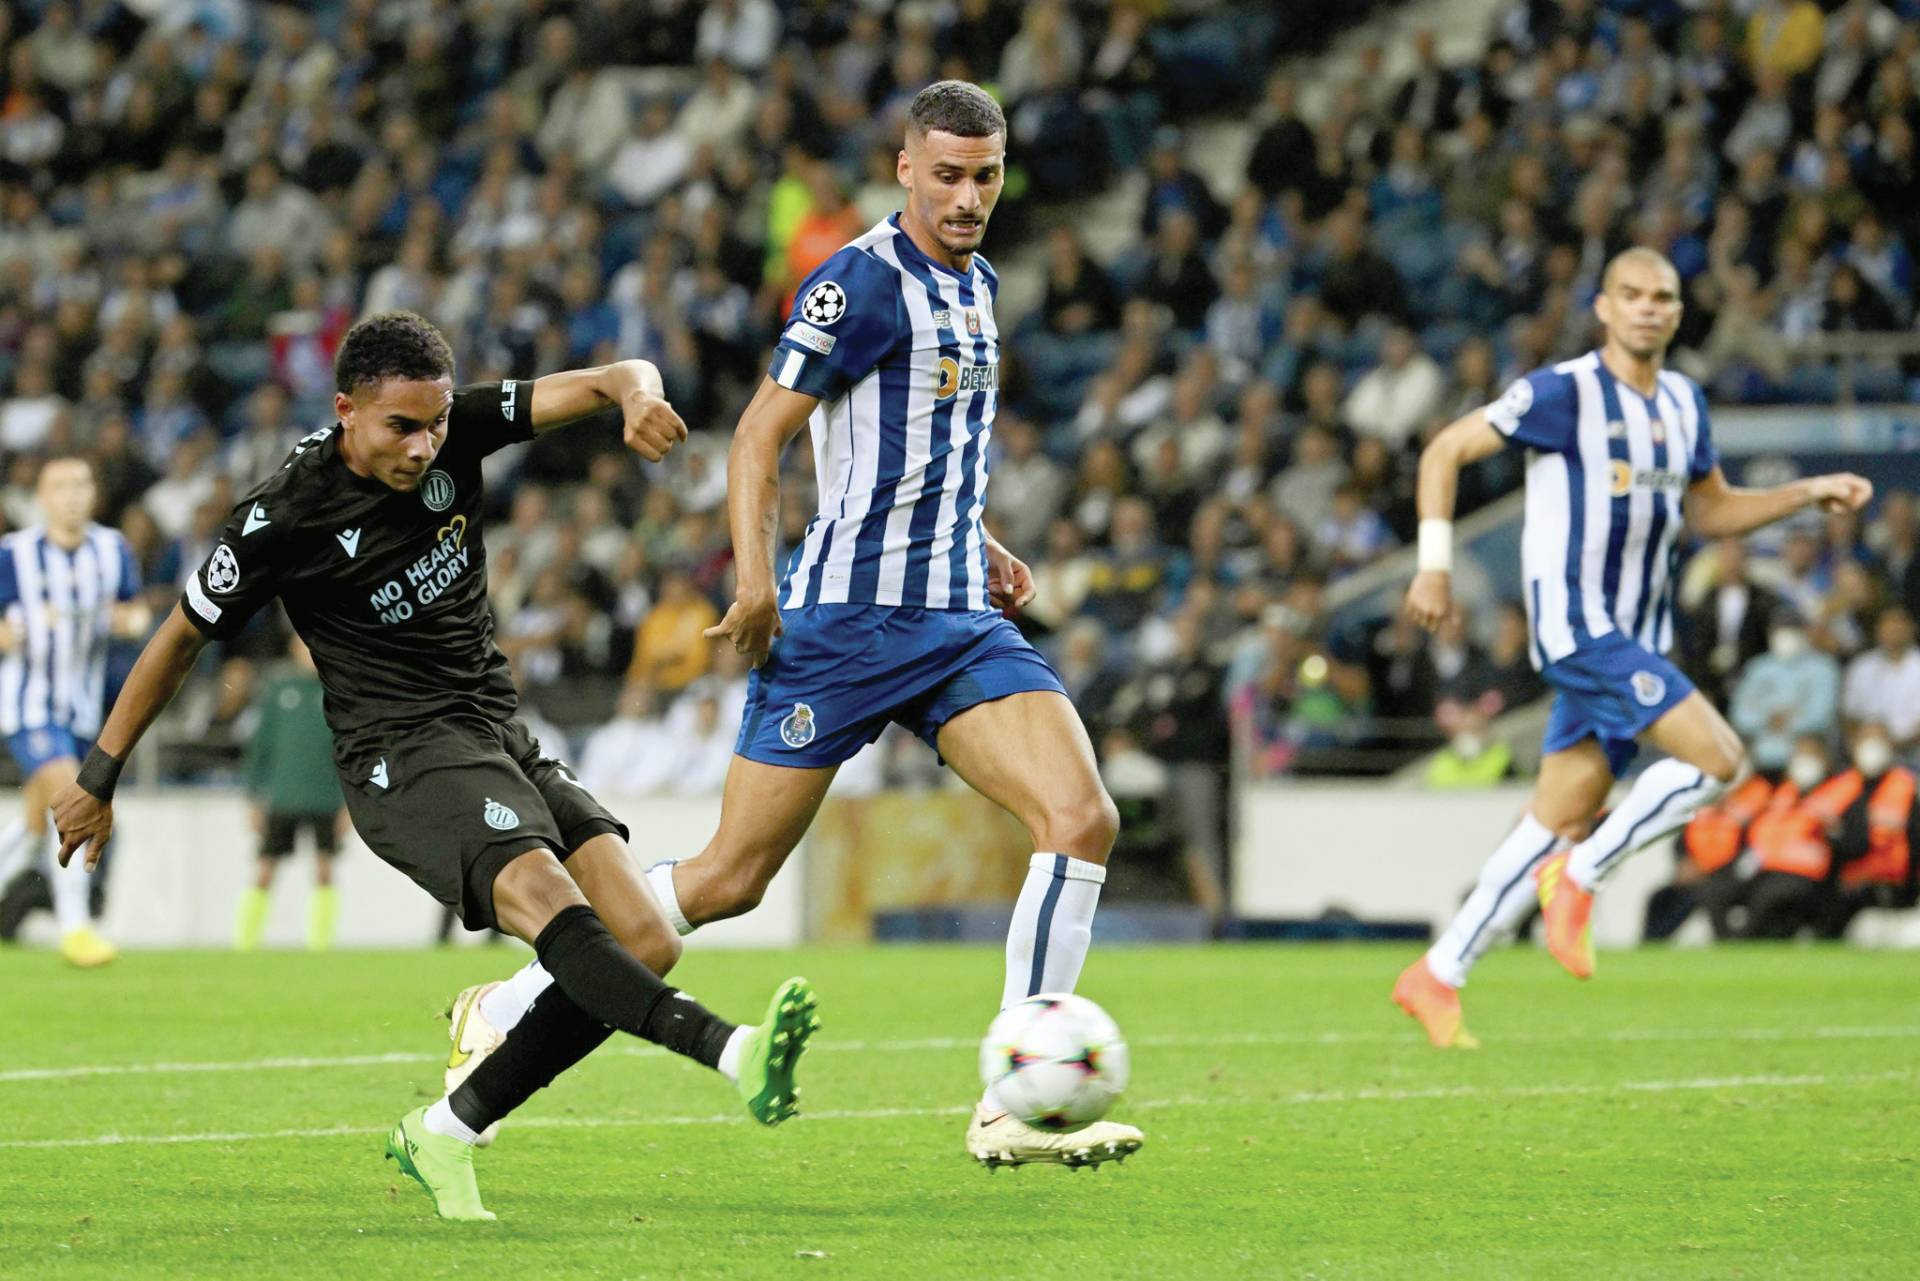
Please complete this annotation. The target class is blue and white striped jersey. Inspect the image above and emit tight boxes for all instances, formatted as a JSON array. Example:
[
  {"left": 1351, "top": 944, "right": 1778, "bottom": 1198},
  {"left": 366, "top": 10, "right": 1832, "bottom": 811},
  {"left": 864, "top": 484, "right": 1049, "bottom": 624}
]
[
  {"left": 767, "top": 215, "right": 1001, "bottom": 611},
  {"left": 1486, "top": 351, "right": 1718, "bottom": 670},
  {"left": 0, "top": 525, "right": 140, "bottom": 736}
]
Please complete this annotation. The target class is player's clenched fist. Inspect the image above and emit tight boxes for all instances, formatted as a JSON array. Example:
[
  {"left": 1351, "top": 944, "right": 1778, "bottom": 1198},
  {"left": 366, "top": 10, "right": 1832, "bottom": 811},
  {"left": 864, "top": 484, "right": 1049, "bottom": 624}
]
[
  {"left": 1402, "top": 569, "right": 1452, "bottom": 632},
  {"left": 1805, "top": 472, "right": 1873, "bottom": 514},
  {"left": 620, "top": 385, "right": 688, "bottom": 462},
  {"left": 705, "top": 593, "right": 784, "bottom": 668}
]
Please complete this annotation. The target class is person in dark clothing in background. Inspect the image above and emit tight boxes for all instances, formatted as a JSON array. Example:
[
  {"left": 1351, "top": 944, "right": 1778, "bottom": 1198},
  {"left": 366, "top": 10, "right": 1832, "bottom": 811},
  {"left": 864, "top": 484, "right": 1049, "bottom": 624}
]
[
  {"left": 1110, "top": 605, "right": 1230, "bottom": 923},
  {"left": 233, "top": 634, "right": 348, "bottom": 951}
]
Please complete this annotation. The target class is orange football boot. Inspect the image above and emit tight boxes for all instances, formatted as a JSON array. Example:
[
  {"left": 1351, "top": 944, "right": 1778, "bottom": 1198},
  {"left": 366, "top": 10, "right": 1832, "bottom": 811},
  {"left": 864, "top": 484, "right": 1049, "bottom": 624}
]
[
  {"left": 1392, "top": 956, "right": 1479, "bottom": 1048},
  {"left": 1535, "top": 852, "right": 1595, "bottom": 979}
]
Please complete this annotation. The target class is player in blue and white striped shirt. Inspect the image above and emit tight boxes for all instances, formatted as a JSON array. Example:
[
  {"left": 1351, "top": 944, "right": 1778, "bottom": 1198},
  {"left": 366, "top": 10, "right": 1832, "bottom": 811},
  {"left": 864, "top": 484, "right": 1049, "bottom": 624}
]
[
  {"left": 645, "top": 82, "right": 1140, "bottom": 1168},
  {"left": 0, "top": 457, "right": 150, "bottom": 966},
  {"left": 1393, "top": 249, "right": 1873, "bottom": 1046}
]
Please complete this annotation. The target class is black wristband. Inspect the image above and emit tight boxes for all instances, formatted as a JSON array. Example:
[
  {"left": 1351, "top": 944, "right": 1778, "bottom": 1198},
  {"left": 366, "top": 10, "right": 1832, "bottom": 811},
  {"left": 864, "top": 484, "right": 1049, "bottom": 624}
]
[{"left": 76, "top": 745, "right": 125, "bottom": 802}]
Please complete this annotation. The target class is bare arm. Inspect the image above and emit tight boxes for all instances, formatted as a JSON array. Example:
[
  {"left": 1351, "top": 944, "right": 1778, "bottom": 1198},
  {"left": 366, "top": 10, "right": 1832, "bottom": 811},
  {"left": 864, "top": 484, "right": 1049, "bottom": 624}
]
[
  {"left": 704, "top": 376, "right": 819, "bottom": 666},
  {"left": 1684, "top": 465, "right": 1873, "bottom": 539},
  {"left": 53, "top": 604, "right": 211, "bottom": 868},
  {"left": 1402, "top": 410, "right": 1508, "bottom": 629},
  {"left": 527, "top": 359, "right": 688, "bottom": 460}
]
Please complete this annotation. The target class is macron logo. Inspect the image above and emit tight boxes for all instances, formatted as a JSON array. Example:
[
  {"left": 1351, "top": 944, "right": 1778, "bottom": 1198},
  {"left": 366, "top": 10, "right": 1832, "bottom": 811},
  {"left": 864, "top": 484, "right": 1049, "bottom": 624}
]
[
  {"left": 501, "top": 382, "right": 517, "bottom": 422},
  {"left": 242, "top": 505, "right": 270, "bottom": 536},
  {"left": 337, "top": 528, "right": 362, "bottom": 558},
  {"left": 370, "top": 759, "right": 389, "bottom": 789}
]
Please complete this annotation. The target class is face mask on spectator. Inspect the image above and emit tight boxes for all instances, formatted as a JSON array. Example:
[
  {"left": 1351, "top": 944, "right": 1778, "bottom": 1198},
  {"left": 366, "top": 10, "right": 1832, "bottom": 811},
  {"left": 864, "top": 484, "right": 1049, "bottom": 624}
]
[
  {"left": 1451, "top": 731, "right": 1485, "bottom": 760},
  {"left": 1853, "top": 736, "right": 1895, "bottom": 778},
  {"left": 1787, "top": 751, "right": 1827, "bottom": 791},
  {"left": 1768, "top": 627, "right": 1808, "bottom": 661}
]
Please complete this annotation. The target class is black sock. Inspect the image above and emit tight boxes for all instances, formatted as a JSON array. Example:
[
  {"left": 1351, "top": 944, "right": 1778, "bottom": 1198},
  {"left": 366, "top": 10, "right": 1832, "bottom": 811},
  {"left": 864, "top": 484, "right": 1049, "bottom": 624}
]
[
  {"left": 534, "top": 904, "right": 736, "bottom": 1069},
  {"left": 449, "top": 986, "right": 613, "bottom": 1134}
]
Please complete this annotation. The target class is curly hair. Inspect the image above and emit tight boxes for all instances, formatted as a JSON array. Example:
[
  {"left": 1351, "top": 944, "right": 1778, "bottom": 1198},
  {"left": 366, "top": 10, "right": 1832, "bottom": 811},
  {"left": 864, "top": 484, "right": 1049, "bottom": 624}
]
[
  {"left": 334, "top": 311, "right": 456, "bottom": 397},
  {"left": 906, "top": 80, "right": 1005, "bottom": 142}
]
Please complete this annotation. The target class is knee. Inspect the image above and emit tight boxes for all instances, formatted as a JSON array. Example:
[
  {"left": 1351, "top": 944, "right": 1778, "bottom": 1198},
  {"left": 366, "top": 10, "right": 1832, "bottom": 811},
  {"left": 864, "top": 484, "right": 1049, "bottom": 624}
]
[
  {"left": 610, "top": 910, "right": 683, "bottom": 975},
  {"left": 1041, "top": 791, "right": 1120, "bottom": 863}
]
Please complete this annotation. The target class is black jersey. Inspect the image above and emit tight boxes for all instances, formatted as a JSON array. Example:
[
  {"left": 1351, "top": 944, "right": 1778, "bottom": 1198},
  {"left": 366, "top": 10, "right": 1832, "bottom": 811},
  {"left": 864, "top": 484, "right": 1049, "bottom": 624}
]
[{"left": 181, "top": 380, "right": 534, "bottom": 741}]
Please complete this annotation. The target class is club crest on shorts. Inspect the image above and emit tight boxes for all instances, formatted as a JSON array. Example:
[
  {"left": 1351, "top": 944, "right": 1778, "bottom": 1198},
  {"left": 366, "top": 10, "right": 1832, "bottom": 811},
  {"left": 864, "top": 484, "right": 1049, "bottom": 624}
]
[
  {"left": 483, "top": 797, "right": 519, "bottom": 830},
  {"left": 779, "top": 702, "right": 817, "bottom": 748},
  {"left": 1631, "top": 670, "right": 1667, "bottom": 707},
  {"left": 799, "top": 280, "right": 846, "bottom": 326},
  {"left": 420, "top": 470, "right": 455, "bottom": 512},
  {"left": 207, "top": 544, "right": 241, "bottom": 594}
]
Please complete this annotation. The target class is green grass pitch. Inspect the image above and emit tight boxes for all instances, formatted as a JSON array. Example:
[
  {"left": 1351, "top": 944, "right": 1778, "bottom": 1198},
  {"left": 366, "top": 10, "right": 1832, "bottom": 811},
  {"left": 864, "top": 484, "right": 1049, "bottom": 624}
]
[{"left": 1, "top": 942, "right": 1916, "bottom": 1278}]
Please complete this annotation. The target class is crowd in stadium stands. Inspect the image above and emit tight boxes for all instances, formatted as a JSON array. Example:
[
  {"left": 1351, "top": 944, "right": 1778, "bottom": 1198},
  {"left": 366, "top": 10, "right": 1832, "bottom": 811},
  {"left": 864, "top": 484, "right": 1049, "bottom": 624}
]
[{"left": 0, "top": 0, "right": 1917, "bottom": 837}]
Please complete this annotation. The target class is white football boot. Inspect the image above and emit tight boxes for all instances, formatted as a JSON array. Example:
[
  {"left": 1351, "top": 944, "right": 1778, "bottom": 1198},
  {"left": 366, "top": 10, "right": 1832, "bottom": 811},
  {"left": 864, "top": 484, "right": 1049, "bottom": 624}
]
[
  {"left": 443, "top": 982, "right": 505, "bottom": 1147},
  {"left": 965, "top": 1102, "right": 1145, "bottom": 1170}
]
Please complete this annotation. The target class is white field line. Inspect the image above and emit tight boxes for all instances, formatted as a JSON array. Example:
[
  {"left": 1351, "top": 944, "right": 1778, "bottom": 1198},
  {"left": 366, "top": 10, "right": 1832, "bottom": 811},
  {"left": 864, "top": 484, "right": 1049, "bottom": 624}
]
[
  {"left": 5, "top": 1025, "right": 1920, "bottom": 1086},
  {"left": 0, "top": 1069, "right": 1911, "bottom": 1151}
]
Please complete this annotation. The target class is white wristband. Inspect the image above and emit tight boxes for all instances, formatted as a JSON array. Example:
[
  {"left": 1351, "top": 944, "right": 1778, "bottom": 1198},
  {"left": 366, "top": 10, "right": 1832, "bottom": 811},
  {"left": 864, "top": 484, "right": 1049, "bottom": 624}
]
[{"left": 1417, "top": 519, "right": 1453, "bottom": 574}]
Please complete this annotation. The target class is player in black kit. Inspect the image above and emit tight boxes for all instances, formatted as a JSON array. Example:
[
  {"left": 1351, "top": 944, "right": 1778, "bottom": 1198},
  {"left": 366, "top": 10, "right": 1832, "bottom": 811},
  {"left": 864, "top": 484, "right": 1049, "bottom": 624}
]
[{"left": 51, "top": 313, "right": 820, "bottom": 1221}]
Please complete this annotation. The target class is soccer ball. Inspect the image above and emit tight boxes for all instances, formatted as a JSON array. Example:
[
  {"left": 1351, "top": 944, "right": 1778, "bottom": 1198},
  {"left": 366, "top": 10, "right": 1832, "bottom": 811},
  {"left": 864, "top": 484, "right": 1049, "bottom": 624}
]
[{"left": 979, "top": 993, "right": 1129, "bottom": 1132}]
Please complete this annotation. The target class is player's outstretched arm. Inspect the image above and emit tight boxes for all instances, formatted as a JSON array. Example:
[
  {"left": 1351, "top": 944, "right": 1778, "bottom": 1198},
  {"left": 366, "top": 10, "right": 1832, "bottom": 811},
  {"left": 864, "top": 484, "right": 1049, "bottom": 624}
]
[
  {"left": 1403, "top": 410, "right": 1506, "bottom": 631},
  {"left": 705, "top": 376, "right": 818, "bottom": 667},
  {"left": 526, "top": 359, "right": 687, "bottom": 461},
  {"left": 1684, "top": 466, "right": 1874, "bottom": 539},
  {"left": 52, "top": 603, "right": 210, "bottom": 871}
]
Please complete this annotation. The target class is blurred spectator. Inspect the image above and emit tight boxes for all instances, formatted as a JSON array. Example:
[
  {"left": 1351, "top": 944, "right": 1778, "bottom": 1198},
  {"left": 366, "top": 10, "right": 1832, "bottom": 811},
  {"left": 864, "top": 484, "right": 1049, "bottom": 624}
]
[
  {"left": 1343, "top": 326, "right": 1444, "bottom": 451},
  {"left": 628, "top": 568, "right": 719, "bottom": 694},
  {"left": 1679, "top": 538, "right": 1781, "bottom": 707},
  {"left": 1729, "top": 623, "right": 1842, "bottom": 773},
  {"left": 1843, "top": 606, "right": 1920, "bottom": 760}
]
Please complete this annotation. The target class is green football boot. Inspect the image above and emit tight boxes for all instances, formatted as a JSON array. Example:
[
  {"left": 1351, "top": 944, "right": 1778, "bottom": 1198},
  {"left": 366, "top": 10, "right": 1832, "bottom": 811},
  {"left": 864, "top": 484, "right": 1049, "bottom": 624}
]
[
  {"left": 736, "top": 977, "right": 822, "bottom": 1126},
  {"left": 385, "top": 1106, "right": 496, "bottom": 1221}
]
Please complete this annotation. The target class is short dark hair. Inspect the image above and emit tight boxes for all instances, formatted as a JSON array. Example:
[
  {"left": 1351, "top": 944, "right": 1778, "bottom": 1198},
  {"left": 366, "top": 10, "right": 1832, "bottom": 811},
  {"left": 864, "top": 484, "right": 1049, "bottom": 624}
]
[
  {"left": 906, "top": 80, "right": 1005, "bottom": 142},
  {"left": 334, "top": 311, "right": 456, "bottom": 397}
]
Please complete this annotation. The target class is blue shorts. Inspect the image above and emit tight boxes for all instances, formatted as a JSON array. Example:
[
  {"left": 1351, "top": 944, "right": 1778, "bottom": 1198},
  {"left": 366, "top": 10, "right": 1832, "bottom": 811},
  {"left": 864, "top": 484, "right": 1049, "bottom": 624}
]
[
  {"left": 735, "top": 604, "right": 1066, "bottom": 768},
  {"left": 1540, "top": 633, "right": 1695, "bottom": 777},
  {"left": 7, "top": 726, "right": 91, "bottom": 779}
]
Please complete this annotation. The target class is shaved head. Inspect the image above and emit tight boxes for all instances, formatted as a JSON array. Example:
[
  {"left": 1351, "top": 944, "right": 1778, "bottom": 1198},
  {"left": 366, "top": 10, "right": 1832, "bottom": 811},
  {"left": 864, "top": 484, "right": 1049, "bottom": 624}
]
[{"left": 1600, "top": 247, "right": 1679, "bottom": 295}]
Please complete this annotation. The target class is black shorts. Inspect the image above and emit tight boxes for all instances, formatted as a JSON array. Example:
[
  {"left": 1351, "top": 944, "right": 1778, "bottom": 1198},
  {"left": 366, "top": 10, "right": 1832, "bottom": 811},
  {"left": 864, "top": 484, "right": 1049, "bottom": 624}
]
[
  {"left": 260, "top": 812, "right": 340, "bottom": 859},
  {"left": 335, "top": 714, "right": 627, "bottom": 932}
]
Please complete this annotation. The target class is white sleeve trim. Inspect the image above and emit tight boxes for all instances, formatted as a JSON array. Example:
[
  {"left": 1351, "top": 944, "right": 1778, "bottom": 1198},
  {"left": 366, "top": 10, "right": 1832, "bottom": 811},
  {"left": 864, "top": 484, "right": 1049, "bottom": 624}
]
[{"left": 775, "top": 349, "right": 807, "bottom": 390}]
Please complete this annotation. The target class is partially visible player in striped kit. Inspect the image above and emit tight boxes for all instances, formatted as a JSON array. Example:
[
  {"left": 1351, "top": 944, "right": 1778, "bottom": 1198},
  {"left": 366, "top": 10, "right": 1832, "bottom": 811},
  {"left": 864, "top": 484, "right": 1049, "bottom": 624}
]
[
  {"left": 1392, "top": 249, "right": 1874, "bottom": 1046},
  {"left": 0, "top": 457, "right": 150, "bottom": 966}
]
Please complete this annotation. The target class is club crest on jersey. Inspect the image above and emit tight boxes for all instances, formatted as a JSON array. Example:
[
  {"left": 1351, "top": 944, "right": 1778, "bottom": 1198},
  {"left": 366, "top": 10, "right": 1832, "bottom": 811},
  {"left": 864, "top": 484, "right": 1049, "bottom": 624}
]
[
  {"left": 420, "top": 470, "right": 455, "bottom": 512},
  {"left": 799, "top": 280, "right": 846, "bottom": 326},
  {"left": 483, "top": 797, "right": 519, "bottom": 830},
  {"left": 1631, "top": 670, "right": 1667, "bottom": 707},
  {"left": 1649, "top": 418, "right": 1667, "bottom": 443},
  {"left": 965, "top": 307, "right": 982, "bottom": 336},
  {"left": 934, "top": 357, "right": 999, "bottom": 401},
  {"left": 207, "top": 545, "right": 241, "bottom": 594},
  {"left": 780, "top": 703, "right": 817, "bottom": 748}
]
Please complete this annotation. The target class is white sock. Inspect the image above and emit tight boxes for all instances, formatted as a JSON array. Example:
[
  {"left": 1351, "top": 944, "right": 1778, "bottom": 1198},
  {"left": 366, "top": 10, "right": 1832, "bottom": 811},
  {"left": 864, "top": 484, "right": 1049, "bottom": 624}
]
[
  {"left": 46, "top": 827, "right": 92, "bottom": 934},
  {"left": 1001, "top": 853, "right": 1106, "bottom": 1010},
  {"left": 478, "top": 961, "right": 554, "bottom": 1033},
  {"left": 1426, "top": 814, "right": 1562, "bottom": 988},
  {"left": 422, "top": 1097, "right": 479, "bottom": 1146},
  {"left": 716, "top": 1025, "right": 750, "bottom": 1083},
  {"left": 0, "top": 817, "right": 33, "bottom": 887},
  {"left": 645, "top": 860, "right": 694, "bottom": 937},
  {"left": 1566, "top": 758, "right": 1728, "bottom": 891}
]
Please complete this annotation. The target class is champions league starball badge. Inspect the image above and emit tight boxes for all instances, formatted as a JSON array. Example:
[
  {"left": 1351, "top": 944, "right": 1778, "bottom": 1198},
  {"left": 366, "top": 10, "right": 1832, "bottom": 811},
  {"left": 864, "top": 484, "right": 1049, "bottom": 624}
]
[{"left": 800, "top": 281, "right": 847, "bottom": 326}]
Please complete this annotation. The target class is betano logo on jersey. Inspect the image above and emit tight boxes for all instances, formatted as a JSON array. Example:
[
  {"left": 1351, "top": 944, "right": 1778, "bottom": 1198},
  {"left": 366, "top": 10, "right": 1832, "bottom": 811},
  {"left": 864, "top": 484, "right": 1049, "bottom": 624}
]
[
  {"left": 1608, "top": 460, "right": 1688, "bottom": 497},
  {"left": 933, "top": 357, "right": 999, "bottom": 401}
]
